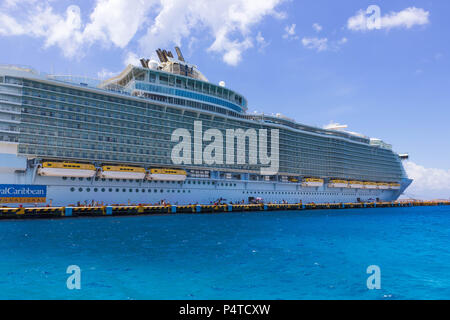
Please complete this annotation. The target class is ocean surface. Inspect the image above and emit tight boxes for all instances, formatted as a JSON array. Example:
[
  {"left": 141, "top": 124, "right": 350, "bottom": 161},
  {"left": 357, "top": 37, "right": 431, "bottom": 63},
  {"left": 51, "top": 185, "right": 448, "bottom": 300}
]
[{"left": 0, "top": 206, "right": 449, "bottom": 300}]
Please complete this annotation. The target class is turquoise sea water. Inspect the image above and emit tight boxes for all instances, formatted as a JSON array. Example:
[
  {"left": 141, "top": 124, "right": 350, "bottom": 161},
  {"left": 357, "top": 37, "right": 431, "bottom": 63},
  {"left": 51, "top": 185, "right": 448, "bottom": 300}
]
[{"left": 0, "top": 206, "right": 449, "bottom": 300}]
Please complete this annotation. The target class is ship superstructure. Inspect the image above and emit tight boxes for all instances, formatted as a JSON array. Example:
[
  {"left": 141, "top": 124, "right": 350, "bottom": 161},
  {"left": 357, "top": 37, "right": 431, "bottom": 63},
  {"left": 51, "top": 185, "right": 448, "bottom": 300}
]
[{"left": 0, "top": 48, "right": 411, "bottom": 206}]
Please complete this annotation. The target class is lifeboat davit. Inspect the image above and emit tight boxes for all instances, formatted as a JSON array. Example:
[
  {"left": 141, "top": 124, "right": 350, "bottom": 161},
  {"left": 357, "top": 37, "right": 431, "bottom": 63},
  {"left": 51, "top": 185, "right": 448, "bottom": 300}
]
[
  {"left": 377, "top": 183, "right": 390, "bottom": 190},
  {"left": 302, "top": 178, "right": 324, "bottom": 188},
  {"left": 328, "top": 179, "right": 349, "bottom": 188},
  {"left": 147, "top": 168, "right": 187, "bottom": 181},
  {"left": 363, "top": 182, "right": 378, "bottom": 189},
  {"left": 99, "top": 165, "right": 146, "bottom": 180},
  {"left": 389, "top": 183, "right": 401, "bottom": 190},
  {"left": 38, "top": 162, "right": 96, "bottom": 178},
  {"left": 349, "top": 181, "right": 364, "bottom": 189}
]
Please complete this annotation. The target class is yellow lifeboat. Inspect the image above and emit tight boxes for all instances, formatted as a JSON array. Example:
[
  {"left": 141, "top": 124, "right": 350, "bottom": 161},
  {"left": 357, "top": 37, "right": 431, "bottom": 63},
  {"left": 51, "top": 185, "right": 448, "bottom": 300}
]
[
  {"left": 328, "top": 179, "right": 349, "bottom": 188},
  {"left": 302, "top": 178, "right": 324, "bottom": 188},
  {"left": 100, "top": 165, "right": 146, "bottom": 180},
  {"left": 147, "top": 168, "right": 187, "bottom": 181},
  {"left": 38, "top": 162, "right": 96, "bottom": 178},
  {"left": 349, "top": 181, "right": 364, "bottom": 189},
  {"left": 389, "top": 182, "right": 401, "bottom": 190},
  {"left": 288, "top": 177, "right": 299, "bottom": 183},
  {"left": 363, "top": 181, "right": 378, "bottom": 189},
  {"left": 377, "top": 182, "right": 390, "bottom": 190}
]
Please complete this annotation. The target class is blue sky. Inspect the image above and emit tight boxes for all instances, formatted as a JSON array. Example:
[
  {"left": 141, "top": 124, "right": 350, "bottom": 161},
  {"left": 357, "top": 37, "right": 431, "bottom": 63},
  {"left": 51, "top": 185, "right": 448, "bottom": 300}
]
[{"left": 0, "top": 0, "right": 449, "bottom": 198}]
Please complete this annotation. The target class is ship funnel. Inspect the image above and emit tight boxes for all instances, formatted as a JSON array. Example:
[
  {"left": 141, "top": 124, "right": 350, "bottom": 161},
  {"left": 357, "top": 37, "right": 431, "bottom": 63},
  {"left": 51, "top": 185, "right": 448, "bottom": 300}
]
[
  {"left": 175, "top": 46, "right": 185, "bottom": 62},
  {"left": 140, "top": 58, "right": 149, "bottom": 68},
  {"left": 156, "top": 49, "right": 167, "bottom": 63}
]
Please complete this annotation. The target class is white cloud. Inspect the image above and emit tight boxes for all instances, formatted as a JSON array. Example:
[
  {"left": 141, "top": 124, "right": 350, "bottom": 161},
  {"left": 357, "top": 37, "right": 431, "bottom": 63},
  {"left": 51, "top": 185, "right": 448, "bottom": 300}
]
[
  {"left": 338, "top": 37, "right": 348, "bottom": 45},
  {"left": 83, "top": 0, "right": 156, "bottom": 49},
  {"left": 301, "top": 37, "right": 328, "bottom": 52},
  {"left": 0, "top": 0, "right": 284, "bottom": 65},
  {"left": 256, "top": 31, "right": 269, "bottom": 51},
  {"left": 347, "top": 7, "right": 430, "bottom": 31},
  {"left": 404, "top": 161, "right": 450, "bottom": 200},
  {"left": 282, "top": 23, "right": 298, "bottom": 40},
  {"left": 124, "top": 51, "right": 141, "bottom": 66},
  {"left": 312, "top": 23, "right": 322, "bottom": 33},
  {"left": 97, "top": 68, "right": 119, "bottom": 79},
  {"left": 138, "top": 0, "right": 284, "bottom": 66}
]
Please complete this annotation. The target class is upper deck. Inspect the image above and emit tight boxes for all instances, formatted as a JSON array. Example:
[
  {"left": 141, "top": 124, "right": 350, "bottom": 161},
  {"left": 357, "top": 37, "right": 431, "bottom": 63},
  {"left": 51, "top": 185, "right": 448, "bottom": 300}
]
[
  {"left": 100, "top": 65, "right": 247, "bottom": 113},
  {"left": 0, "top": 59, "right": 391, "bottom": 149},
  {"left": 100, "top": 47, "right": 247, "bottom": 114}
]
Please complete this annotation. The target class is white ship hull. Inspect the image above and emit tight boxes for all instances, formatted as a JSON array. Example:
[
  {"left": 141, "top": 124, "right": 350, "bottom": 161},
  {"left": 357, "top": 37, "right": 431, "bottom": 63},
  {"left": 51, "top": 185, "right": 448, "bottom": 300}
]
[{"left": 0, "top": 164, "right": 411, "bottom": 207}]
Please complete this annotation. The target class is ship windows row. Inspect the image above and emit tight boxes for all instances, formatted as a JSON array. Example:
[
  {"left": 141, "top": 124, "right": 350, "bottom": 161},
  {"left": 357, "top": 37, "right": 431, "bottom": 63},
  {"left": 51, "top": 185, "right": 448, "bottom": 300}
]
[
  {"left": 62, "top": 176, "right": 238, "bottom": 187},
  {"left": 70, "top": 187, "right": 192, "bottom": 193}
]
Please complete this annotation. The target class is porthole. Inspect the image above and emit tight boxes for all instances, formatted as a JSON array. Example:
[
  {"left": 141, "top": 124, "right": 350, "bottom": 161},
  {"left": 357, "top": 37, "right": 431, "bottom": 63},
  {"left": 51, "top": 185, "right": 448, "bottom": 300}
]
[
  {"left": 78, "top": 177, "right": 83, "bottom": 181},
  {"left": 94, "top": 188, "right": 98, "bottom": 192},
  {"left": 142, "top": 189, "right": 145, "bottom": 192},
  {"left": 70, "top": 187, "right": 75, "bottom": 192},
  {"left": 71, "top": 177, "right": 76, "bottom": 181},
  {"left": 136, "top": 189, "right": 139, "bottom": 193},
  {"left": 62, "top": 177, "right": 67, "bottom": 180},
  {"left": 86, "top": 188, "right": 91, "bottom": 192},
  {"left": 122, "top": 188, "right": 126, "bottom": 192},
  {"left": 109, "top": 188, "right": 112, "bottom": 192},
  {"left": 129, "top": 189, "right": 132, "bottom": 192},
  {"left": 78, "top": 188, "right": 83, "bottom": 192},
  {"left": 101, "top": 188, "right": 105, "bottom": 192},
  {"left": 160, "top": 189, "right": 163, "bottom": 193}
]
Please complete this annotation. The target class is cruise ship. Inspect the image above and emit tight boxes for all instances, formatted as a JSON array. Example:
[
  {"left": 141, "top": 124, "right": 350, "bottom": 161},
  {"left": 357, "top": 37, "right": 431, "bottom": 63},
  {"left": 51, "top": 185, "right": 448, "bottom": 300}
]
[{"left": 0, "top": 47, "right": 412, "bottom": 207}]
